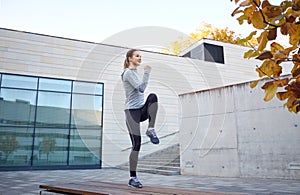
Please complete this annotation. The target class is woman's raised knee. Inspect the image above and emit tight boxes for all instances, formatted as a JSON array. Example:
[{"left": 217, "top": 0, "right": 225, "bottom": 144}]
[{"left": 148, "top": 93, "right": 158, "bottom": 103}]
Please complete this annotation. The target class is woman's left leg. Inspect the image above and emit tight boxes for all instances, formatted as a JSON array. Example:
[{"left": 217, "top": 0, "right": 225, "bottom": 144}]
[
  {"left": 140, "top": 93, "right": 159, "bottom": 144},
  {"left": 141, "top": 93, "right": 158, "bottom": 127}
]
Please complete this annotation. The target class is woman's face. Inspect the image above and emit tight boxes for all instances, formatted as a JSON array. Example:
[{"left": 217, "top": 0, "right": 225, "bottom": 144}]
[{"left": 129, "top": 51, "right": 142, "bottom": 66}]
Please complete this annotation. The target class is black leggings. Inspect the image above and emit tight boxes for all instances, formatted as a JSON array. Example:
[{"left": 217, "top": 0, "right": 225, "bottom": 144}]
[{"left": 125, "top": 93, "right": 158, "bottom": 177}]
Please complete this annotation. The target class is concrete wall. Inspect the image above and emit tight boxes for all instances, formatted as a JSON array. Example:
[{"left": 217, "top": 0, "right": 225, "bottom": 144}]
[
  {"left": 179, "top": 78, "right": 300, "bottom": 179},
  {"left": 1, "top": 28, "right": 277, "bottom": 169}
]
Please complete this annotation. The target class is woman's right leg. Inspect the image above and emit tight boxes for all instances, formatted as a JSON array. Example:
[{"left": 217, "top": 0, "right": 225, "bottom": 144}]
[{"left": 125, "top": 109, "right": 141, "bottom": 177}]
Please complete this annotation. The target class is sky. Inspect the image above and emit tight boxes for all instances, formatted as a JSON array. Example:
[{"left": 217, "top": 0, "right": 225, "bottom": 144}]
[{"left": 0, "top": 0, "right": 284, "bottom": 45}]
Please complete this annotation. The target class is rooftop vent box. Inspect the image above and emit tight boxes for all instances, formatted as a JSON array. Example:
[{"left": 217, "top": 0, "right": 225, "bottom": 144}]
[{"left": 182, "top": 43, "right": 224, "bottom": 64}]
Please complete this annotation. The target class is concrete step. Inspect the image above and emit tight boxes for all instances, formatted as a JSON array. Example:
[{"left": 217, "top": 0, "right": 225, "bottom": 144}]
[
  {"left": 138, "top": 164, "right": 180, "bottom": 171},
  {"left": 137, "top": 167, "right": 180, "bottom": 176},
  {"left": 138, "top": 159, "right": 180, "bottom": 165},
  {"left": 119, "top": 164, "right": 180, "bottom": 172},
  {"left": 138, "top": 161, "right": 180, "bottom": 167},
  {"left": 119, "top": 166, "right": 180, "bottom": 176},
  {"left": 117, "top": 144, "right": 181, "bottom": 176}
]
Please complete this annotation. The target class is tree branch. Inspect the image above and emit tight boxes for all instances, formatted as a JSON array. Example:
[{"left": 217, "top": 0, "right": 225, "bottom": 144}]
[{"left": 252, "top": 0, "right": 281, "bottom": 28}]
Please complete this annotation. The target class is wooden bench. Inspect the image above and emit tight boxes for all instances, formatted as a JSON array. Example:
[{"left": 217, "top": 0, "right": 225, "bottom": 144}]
[{"left": 40, "top": 181, "right": 238, "bottom": 195}]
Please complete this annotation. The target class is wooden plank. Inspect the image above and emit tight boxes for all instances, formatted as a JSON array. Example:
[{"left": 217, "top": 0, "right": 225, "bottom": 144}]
[{"left": 40, "top": 182, "right": 238, "bottom": 195}]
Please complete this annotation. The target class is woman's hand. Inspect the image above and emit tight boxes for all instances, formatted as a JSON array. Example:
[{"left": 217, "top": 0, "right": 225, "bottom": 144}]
[{"left": 144, "top": 65, "right": 152, "bottom": 71}]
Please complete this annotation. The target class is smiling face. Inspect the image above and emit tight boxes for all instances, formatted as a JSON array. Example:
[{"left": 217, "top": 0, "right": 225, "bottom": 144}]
[{"left": 128, "top": 51, "right": 142, "bottom": 67}]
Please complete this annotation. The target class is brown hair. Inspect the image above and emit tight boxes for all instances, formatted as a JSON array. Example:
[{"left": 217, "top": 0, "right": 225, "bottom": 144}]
[{"left": 123, "top": 49, "right": 138, "bottom": 69}]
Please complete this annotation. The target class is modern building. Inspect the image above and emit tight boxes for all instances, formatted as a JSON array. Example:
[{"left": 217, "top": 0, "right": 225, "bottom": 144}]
[{"left": 1, "top": 27, "right": 297, "bottom": 178}]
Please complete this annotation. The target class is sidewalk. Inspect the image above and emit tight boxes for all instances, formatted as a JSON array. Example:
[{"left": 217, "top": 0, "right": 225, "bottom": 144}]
[{"left": 0, "top": 168, "right": 299, "bottom": 195}]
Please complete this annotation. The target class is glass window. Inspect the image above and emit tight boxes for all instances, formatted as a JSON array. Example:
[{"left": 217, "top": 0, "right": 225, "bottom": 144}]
[
  {"left": 0, "top": 127, "right": 33, "bottom": 166},
  {"left": 39, "top": 78, "right": 72, "bottom": 92},
  {"left": 0, "top": 88, "right": 36, "bottom": 126},
  {"left": 1, "top": 74, "right": 38, "bottom": 90},
  {"left": 0, "top": 73, "right": 103, "bottom": 170},
  {"left": 32, "top": 128, "right": 69, "bottom": 166},
  {"left": 71, "top": 94, "right": 102, "bottom": 129},
  {"left": 204, "top": 43, "right": 224, "bottom": 64},
  {"left": 36, "top": 92, "right": 71, "bottom": 128},
  {"left": 69, "top": 128, "right": 101, "bottom": 165},
  {"left": 73, "top": 81, "right": 103, "bottom": 95}
]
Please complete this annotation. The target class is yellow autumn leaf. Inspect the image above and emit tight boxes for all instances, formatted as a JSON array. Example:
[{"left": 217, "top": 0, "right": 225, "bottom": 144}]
[
  {"left": 237, "top": 14, "right": 248, "bottom": 24},
  {"left": 273, "top": 78, "right": 289, "bottom": 87},
  {"left": 244, "top": 5, "right": 257, "bottom": 16},
  {"left": 244, "top": 49, "right": 255, "bottom": 58},
  {"left": 240, "top": 0, "right": 252, "bottom": 6},
  {"left": 289, "top": 24, "right": 300, "bottom": 45},
  {"left": 291, "top": 56, "right": 300, "bottom": 78},
  {"left": 271, "top": 42, "right": 285, "bottom": 52},
  {"left": 262, "top": 5, "right": 283, "bottom": 18},
  {"left": 291, "top": 10, "right": 300, "bottom": 18},
  {"left": 251, "top": 11, "right": 268, "bottom": 29},
  {"left": 292, "top": 104, "right": 300, "bottom": 113},
  {"left": 286, "top": 95, "right": 297, "bottom": 111},
  {"left": 250, "top": 80, "right": 259, "bottom": 88},
  {"left": 254, "top": 0, "right": 261, "bottom": 6},
  {"left": 292, "top": 67, "right": 300, "bottom": 78},
  {"left": 293, "top": 0, "right": 300, "bottom": 11},
  {"left": 284, "top": 45, "right": 298, "bottom": 56},
  {"left": 257, "top": 59, "right": 282, "bottom": 77},
  {"left": 280, "top": 23, "right": 289, "bottom": 35},
  {"left": 257, "top": 31, "right": 269, "bottom": 52},
  {"left": 276, "top": 91, "right": 291, "bottom": 100},
  {"left": 280, "top": 1, "right": 293, "bottom": 11},
  {"left": 273, "top": 51, "right": 287, "bottom": 61},
  {"left": 263, "top": 82, "right": 278, "bottom": 101},
  {"left": 262, "top": 0, "right": 271, "bottom": 8}
]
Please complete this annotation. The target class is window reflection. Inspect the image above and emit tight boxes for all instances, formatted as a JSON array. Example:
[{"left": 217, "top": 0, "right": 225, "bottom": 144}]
[
  {"left": 33, "top": 128, "right": 68, "bottom": 166},
  {"left": 36, "top": 92, "right": 71, "bottom": 128},
  {"left": 73, "top": 81, "right": 103, "bottom": 95},
  {"left": 39, "top": 78, "right": 72, "bottom": 92},
  {"left": 0, "top": 127, "right": 33, "bottom": 166},
  {"left": 2, "top": 74, "right": 38, "bottom": 89},
  {"left": 0, "top": 89, "right": 36, "bottom": 126},
  {"left": 71, "top": 94, "right": 102, "bottom": 129},
  {"left": 69, "top": 128, "right": 101, "bottom": 165}
]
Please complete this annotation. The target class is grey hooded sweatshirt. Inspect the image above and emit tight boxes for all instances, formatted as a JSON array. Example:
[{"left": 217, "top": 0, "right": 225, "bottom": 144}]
[{"left": 121, "top": 68, "right": 150, "bottom": 109}]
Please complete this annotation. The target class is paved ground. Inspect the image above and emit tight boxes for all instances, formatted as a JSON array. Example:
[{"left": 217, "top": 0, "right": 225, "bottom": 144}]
[{"left": 0, "top": 168, "right": 299, "bottom": 195}]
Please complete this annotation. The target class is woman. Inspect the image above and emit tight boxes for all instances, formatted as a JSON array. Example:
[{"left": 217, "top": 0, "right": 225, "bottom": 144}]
[{"left": 121, "top": 49, "right": 159, "bottom": 188}]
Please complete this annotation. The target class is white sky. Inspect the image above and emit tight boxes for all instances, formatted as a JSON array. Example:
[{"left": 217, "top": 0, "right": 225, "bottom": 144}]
[{"left": 0, "top": 0, "right": 284, "bottom": 44}]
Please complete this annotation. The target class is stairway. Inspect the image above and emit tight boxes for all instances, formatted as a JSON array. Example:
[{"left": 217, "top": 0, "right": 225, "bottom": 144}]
[{"left": 117, "top": 144, "right": 180, "bottom": 176}]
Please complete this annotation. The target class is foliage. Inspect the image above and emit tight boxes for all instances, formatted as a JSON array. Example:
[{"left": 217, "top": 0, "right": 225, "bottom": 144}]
[
  {"left": 0, "top": 132, "right": 19, "bottom": 161},
  {"left": 231, "top": 0, "right": 300, "bottom": 113},
  {"left": 162, "top": 22, "right": 258, "bottom": 55},
  {"left": 41, "top": 136, "right": 56, "bottom": 161}
]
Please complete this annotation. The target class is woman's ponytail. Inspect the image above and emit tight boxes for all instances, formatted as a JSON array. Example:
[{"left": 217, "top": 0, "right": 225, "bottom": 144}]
[{"left": 123, "top": 58, "right": 129, "bottom": 69}]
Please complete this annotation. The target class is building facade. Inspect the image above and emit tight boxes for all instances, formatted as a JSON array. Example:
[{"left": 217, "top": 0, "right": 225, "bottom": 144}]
[{"left": 1, "top": 28, "right": 264, "bottom": 171}]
